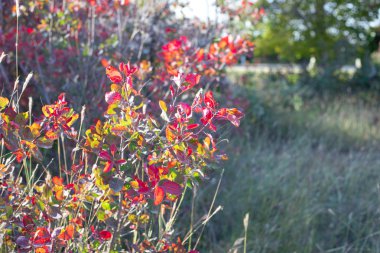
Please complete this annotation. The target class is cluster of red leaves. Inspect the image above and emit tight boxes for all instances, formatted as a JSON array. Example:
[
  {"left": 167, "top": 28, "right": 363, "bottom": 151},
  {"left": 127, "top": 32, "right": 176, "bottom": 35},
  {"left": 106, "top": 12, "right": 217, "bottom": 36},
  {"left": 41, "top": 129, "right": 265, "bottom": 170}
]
[
  {"left": 0, "top": 93, "right": 78, "bottom": 164},
  {"left": 158, "top": 35, "right": 254, "bottom": 78}
]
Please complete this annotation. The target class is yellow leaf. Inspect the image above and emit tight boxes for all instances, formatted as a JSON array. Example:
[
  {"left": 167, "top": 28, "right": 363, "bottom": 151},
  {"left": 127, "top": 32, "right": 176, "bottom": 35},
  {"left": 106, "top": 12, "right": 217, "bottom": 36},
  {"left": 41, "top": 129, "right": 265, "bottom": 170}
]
[
  {"left": 29, "top": 123, "right": 41, "bottom": 137},
  {"left": 159, "top": 100, "right": 167, "bottom": 112},
  {"left": 67, "top": 113, "right": 79, "bottom": 126},
  {"left": 42, "top": 105, "right": 54, "bottom": 117},
  {"left": 0, "top": 97, "right": 9, "bottom": 110},
  {"left": 110, "top": 83, "right": 121, "bottom": 92},
  {"left": 166, "top": 127, "right": 176, "bottom": 143}
]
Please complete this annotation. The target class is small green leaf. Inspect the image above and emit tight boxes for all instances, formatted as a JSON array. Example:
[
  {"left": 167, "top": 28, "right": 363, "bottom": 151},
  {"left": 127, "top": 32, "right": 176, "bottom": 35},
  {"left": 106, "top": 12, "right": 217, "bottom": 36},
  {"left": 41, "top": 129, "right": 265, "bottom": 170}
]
[
  {"left": 97, "top": 210, "right": 106, "bottom": 221},
  {"left": 101, "top": 202, "right": 111, "bottom": 211}
]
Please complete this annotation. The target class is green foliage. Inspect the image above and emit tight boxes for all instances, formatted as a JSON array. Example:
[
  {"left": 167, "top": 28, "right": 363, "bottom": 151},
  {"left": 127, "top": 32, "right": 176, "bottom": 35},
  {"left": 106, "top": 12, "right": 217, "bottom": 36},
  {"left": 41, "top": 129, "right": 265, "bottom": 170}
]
[{"left": 254, "top": 0, "right": 379, "bottom": 64}]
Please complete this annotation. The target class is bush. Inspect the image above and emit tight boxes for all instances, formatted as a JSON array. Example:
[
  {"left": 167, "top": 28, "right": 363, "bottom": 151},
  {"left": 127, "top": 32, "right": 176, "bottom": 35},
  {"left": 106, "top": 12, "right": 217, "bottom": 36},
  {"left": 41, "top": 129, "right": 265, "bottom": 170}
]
[
  {"left": 0, "top": 59, "right": 244, "bottom": 252},
  {"left": 0, "top": 1, "right": 262, "bottom": 251}
]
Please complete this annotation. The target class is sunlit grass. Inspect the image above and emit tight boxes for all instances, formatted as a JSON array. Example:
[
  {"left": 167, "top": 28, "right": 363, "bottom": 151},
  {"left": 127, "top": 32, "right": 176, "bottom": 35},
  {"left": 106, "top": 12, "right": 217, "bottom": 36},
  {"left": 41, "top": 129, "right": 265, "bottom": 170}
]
[{"left": 195, "top": 73, "right": 380, "bottom": 252}]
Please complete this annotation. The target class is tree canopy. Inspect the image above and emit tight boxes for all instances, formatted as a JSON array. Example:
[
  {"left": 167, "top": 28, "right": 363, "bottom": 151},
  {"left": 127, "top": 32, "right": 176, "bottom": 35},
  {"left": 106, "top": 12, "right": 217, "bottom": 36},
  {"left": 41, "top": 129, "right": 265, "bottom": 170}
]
[{"left": 254, "top": 0, "right": 380, "bottom": 64}]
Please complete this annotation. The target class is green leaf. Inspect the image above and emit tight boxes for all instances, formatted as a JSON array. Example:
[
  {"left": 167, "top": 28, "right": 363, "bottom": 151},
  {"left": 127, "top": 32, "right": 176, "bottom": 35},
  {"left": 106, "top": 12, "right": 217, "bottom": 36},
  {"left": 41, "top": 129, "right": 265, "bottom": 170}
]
[
  {"left": 101, "top": 202, "right": 111, "bottom": 211},
  {"left": 97, "top": 210, "right": 106, "bottom": 221}
]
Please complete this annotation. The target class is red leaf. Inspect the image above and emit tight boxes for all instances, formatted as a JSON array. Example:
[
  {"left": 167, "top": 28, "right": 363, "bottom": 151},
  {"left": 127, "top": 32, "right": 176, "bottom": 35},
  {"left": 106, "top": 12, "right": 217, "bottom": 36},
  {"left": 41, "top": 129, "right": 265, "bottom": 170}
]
[
  {"left": 110, "top": 144, "right": 117, "bottom": 156},
  {"left": 115, "top": 159, "right": 127, "bottom": 165},
  {"left": 169, "top": 85, "right": 175, "bottom": 98},
  {"left": 204, "top": 91, "right": 216, "bottom": 109},
  {"left": 187, "top": 124, "right": 199, "bottom": 130},
  {"left": 99, "top": 150, "right": 111, "bottom": 160},
  {"left": 216, "top": 108, "right": 244, "bottom": 127},
  {"left": 177, "top": 103, "right": 192, "bottom": 118},
  {"left": 58, "top": 93, "right": 66, "bottom": 103},
  {"left": 22, "top": 215, "right": 35, "bottom": 230},
  {"left": 183, "top": 73, "right": 201, "bottom": 91},
  {"left": 33, "top": 227, "right": 51, "bottom": 246},
  {"left": 99, "top": 230, "right": 112, "bottom": 241},
  {"left": 134, "top": 178, "right": 150, "bottom": 194},
  {"left": 105, "top": 91, "right": 122, "bottom": 104},
  {"left": 154, "top": 186, "right": 165, "bottom": 205},
  {"left": 161, "top": 180, "right": 182, "bottom": 196},
  {"left": 200, "top": 108, "right": 213, "bottom": 125},
  {"left": 147, "top": 165, "right": 159, "bottom": 182},
  {"left": 13, "top": 149, "right": 25, "bottom": 163},
  {"left": 120, "top": 62, "right": 137, "bottom": 76},
  {"left": 187, "top": 147, "right": 193, "bottom": 156},
  {"left": 219, "top": 36, "right": 230, "bottom": 49},
  {"left": 106, "top": 66, "right": 123, "bottom": 83}
]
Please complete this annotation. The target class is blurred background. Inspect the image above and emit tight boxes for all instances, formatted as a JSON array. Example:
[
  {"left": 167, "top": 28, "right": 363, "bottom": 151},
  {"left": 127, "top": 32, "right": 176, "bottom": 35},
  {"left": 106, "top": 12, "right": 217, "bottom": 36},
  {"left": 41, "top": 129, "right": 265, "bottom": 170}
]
[{"left": 192, "top": 0, "right": 380, "bottom": 252}]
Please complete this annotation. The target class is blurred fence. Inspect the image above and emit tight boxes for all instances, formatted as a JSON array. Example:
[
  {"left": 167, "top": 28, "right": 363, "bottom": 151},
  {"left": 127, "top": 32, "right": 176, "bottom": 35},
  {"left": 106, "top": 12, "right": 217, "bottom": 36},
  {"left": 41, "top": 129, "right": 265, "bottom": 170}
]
[{"left": 229, "top": 63, "right": 357, "bottom": 75}]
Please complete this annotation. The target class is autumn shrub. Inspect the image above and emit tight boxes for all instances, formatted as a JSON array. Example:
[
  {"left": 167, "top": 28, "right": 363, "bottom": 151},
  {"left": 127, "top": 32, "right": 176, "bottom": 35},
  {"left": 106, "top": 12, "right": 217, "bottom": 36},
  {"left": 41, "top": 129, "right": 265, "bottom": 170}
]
[
  {"left": 0, "top": 1, "right": 263, "bottom": 252},
  {"left": 0, "top": 56, "right": 246, "bottom": 252}
]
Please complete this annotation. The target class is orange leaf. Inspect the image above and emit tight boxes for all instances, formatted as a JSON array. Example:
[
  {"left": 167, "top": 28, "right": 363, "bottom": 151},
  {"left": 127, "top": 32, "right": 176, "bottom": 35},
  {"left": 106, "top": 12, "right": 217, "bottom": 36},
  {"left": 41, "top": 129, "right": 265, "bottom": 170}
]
[
  {"left": 101, "top": 58, "right": 109, "bottom": 68},
  {"left": 218, "top": 36, "right": 229, "bottom": 49},
  {"left": 165, "top": 126, "right": 176, "bottom": 143},
  {"left": 55, "top": 189, "right": 64, "bottom": 201},
  {"left": 58, "top": 224, "right": 74, "bottom": 241},
  {"left": 103, "top": 161, "right": 113, "bottom": 173},
  {"left": 52, "top": 176, "right": 64, "bottom": 186},
  {"left": 111, "top": 125, "right": 128, "bottom": 135},
  {"left": 154, "top": 186, "right": 165, "bottom": 205},
  {"left": 13, "top": 149, "right": 25, "bottom": 163},
  {"left": 195, "top": 48, "right": 204, "bottom": 62},
  {"left": 106, "top": 66, "right": 123, "bottom": 83},
  {"left": 139, "top": 60, "right": 151, "bottom": 71},
  {"left": 45, "top": 130, "right": 59, "bottom": 140},
  {"left": 35, "top": 247, "right": 48, "bottom": 253}
]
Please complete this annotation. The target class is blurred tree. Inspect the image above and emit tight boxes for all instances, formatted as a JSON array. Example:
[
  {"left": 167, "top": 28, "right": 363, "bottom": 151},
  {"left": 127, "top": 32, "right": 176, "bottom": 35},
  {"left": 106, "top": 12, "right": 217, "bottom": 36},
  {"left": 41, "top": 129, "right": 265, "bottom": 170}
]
[{"left": 254, "top": 0, "right": 380, "bottom": 67}]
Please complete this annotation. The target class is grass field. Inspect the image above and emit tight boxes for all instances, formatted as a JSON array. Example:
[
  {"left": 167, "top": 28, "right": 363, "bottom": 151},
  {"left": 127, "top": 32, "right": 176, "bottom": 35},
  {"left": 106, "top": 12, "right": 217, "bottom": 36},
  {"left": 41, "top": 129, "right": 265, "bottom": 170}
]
[{"left": 194, "top": 72, "right": 380, "bottom": 252}]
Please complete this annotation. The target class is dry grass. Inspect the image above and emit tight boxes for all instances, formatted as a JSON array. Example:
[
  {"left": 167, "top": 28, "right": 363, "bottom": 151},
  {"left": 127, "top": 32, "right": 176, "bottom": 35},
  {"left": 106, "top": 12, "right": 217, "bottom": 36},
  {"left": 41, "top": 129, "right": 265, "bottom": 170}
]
[{"left": 193, "top": 73, "right": 380, "bottom": 252}]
